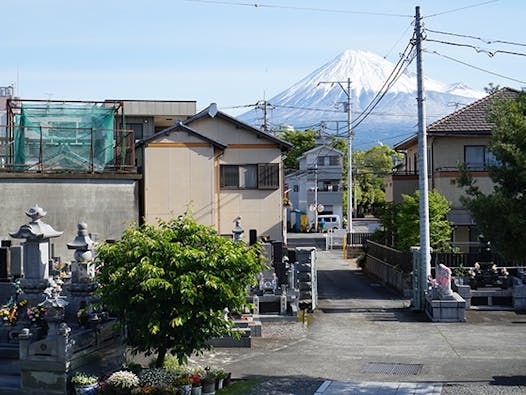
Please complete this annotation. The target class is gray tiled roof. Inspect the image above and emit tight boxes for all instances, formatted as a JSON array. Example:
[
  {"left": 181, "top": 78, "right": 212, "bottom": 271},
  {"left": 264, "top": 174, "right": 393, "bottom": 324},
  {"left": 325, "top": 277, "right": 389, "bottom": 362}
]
[{"left": 427, "top": 87, "right": 519, "bottom": 135}]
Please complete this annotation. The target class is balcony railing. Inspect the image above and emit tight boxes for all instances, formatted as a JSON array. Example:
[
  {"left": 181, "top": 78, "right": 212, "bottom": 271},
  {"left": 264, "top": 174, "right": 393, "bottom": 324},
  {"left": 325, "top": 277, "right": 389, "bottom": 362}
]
[{"left": 0, "top": 125, "right": 135, "bottom": 174}]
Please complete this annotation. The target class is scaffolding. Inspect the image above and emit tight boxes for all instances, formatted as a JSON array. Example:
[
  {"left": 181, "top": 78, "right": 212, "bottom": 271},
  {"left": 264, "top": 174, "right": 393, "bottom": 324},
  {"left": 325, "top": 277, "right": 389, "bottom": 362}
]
[{"left": 4, "top": 99, "right": 135, "bottom": 173}]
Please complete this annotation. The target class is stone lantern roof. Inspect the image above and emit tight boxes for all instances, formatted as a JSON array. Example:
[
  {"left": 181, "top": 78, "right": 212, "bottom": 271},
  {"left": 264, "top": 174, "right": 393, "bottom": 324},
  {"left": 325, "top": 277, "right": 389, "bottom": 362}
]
[{"left": 9, "top": 204, "right": 63, "bottom": 240}]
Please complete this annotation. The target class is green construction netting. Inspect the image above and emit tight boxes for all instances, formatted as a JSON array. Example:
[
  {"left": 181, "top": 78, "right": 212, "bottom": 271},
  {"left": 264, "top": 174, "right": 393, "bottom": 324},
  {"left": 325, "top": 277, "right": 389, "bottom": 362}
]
[{"left": 14, "top": 103, "right": 115, "bottom": 171}]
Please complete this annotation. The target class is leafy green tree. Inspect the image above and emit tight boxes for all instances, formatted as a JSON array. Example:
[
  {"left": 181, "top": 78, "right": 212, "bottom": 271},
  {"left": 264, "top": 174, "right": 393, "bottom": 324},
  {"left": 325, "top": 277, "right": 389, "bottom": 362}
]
[
  {"left": 395, "top": 190, "right": 453, "bottom": 252},
  {"left": 96, "top": 213, "right": 264, "bottom": 367},
  {"left": 459, "top": 90, "right": 526, "bottom": 261},
  {"left": 278, "top": 128, "right": 316, "bottom": 170},
  {"left": 371, "top": 201, "right": 397, "bottom": 247},
  {"left": 375, "top": 190, "right": 453, "bottom": 252},
  {"left": 354, "top": 145, "right": 403, "bottom": 216}
]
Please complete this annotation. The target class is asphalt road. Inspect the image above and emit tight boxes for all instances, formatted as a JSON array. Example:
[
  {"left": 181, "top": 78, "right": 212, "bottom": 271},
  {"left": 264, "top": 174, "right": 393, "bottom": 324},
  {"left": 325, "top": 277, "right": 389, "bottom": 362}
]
[{"left": 191, "top": 245, "right": 526, "bottom": 393}]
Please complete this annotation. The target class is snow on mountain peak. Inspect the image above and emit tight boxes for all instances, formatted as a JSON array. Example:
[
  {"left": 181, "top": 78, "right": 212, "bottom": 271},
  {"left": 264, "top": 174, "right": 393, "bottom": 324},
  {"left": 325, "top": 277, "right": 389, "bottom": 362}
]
[
  {"left": 238, "top": 49, "right": 485, "bottom": 148},
  {"left": 278, "top": 49, "right": 483, "bottom": 102}
]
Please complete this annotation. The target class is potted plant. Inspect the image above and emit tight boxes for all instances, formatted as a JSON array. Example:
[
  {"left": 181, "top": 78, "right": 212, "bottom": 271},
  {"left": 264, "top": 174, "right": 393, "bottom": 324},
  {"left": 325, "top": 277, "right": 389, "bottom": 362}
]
[
  {"left": 71, "top": 372, "right": 98, "bottom": 395},
  {"left": 106, "top": 370, "right": 140, "bottom": 394},
  {"left": 200, "top": 372, "right": 216, "bottom": 395},
  {"left": 222, "top": 372, "right": 232, "bottom": 387},
  {"left": 212, "top": 369, "right": 227, "bottom": 391},
  {"left": 174, "top": 375, "right": 193, "bottom": 395},
  {"left": 190, "top": 372, "right": 202, "bottom": 395}
]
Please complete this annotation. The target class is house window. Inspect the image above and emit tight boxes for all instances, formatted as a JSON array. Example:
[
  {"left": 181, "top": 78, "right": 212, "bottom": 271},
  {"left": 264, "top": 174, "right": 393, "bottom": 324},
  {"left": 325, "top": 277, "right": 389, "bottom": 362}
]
[
  {"left": 328, "top": 156, "right": 340, "bottom": 166},
  {"left": 316, "top": 156, "right": 340, "bottom": 166},
  {"left": 465, "top": 145, "right": 486, "bottom": 170},
  {"left": 241, "top": 165, "right": 258, "bottom": 188},
  {"left": 220, "top": 165, "right": 239, "bottom": 188},
  {"left": 293, "top": 185, "right": 299, "bottom": 192},
  {"left": 258, "top": 163, "right": 279, "bottom": 189},
  {"left": 220, "top": 163, "right": 279, "bottom": 189}
]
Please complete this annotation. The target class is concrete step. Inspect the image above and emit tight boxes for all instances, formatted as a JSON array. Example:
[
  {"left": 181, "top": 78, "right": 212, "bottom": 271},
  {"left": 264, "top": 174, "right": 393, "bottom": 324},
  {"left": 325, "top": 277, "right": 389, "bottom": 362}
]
[
  {"left": 208, "top": 328, "right": 252, "bottom": 348},
  {"left": 0, "top": 345, "right": 18, "bottom": 359},
  {"left": 0, "top": 375, "right": 20, "bottom": 390},
  {"left": 0, "top": 360, "right": 21, "bottom": 395},
  {"left": 0, "top": 359, "right": 19, "bottom": 376},
  {"left": 0, "top": 345, "right": 21, "bottom": 393}
]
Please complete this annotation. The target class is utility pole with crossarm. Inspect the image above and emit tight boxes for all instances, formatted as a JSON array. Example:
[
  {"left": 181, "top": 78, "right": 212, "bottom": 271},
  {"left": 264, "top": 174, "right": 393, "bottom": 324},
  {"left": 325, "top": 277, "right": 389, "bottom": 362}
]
[{"left": 317, "top": 78, "right": 353, "bottom": 239}]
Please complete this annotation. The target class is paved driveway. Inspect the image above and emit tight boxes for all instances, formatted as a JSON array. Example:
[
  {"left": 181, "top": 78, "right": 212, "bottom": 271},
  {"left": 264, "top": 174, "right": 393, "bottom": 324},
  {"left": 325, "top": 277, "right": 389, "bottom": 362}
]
[{"left": 192, "top": 249, "right": 526, "bottom": 394}]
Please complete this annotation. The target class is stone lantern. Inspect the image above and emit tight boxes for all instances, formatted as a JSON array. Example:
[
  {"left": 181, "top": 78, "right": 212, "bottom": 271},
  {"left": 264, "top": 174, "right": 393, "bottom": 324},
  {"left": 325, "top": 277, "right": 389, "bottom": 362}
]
[
  {"left": 66, "top": 222, "right": 98, "bottom": 321},
  {"left": 67, "top": 222, "right": 96, "bottom": 282},
  {"left": 9, "top": 205, "right": 63, "bottom": 306},
  {"left": 232, "top": 216, "right": 244, "bottom": 242}
]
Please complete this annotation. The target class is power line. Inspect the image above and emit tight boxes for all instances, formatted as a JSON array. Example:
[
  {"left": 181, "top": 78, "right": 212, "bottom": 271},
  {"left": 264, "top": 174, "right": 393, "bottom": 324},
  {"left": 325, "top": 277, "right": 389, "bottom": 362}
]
[
  {"left": 383, "top": 22, "right": 415, "bottom": 60},
  {"left": 426, "top": 38, "right": 526, "bottom": 57},
  {"left": 426, "top": 50, "right": 526, "bottom": 84},
  {"left": 182, "top": 0, "right": 412, "bottom": 17},
  {"left": 353, "top": 131, "right": 417, "bottom": 149},
  {"left": 424, "top": 0, "right": 500, "bottom": 18},
  {"left": 425, "top": 28, "right": 526, "bottom": 48},
  {"left": 352, "top": 39, "right": 416, "bottom": 130},
  {"left": 273, "top": 104, "right": 342, "bottom": 114}
]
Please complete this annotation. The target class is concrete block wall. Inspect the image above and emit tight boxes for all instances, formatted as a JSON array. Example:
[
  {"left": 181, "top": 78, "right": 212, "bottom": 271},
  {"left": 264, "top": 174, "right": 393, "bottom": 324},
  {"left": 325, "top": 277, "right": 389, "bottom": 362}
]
[{"left": 0, "top": 176, "right": 139, "bottom": 260}]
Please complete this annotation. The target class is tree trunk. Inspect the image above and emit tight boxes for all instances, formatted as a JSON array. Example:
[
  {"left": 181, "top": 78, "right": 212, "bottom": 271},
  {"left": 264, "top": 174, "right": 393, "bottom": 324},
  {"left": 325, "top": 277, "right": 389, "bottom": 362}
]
[{"left": 156, "top": 347, "right": 167, "bottom": 368}]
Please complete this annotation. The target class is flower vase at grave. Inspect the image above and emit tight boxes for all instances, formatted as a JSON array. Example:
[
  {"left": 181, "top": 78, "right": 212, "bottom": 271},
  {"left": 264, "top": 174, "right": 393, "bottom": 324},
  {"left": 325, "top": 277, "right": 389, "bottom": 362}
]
[
  {"left": 202, "top": 382, "right": 215, "bottom": 395},
  {"left": 215, "top": 378, "right": 223, "bottom": 391},
  {"left": 178, "top": 384, "right": 192, "bottom": 395},
  {"left": 74, "top": 383, "right": 98, "bottom": 395}
]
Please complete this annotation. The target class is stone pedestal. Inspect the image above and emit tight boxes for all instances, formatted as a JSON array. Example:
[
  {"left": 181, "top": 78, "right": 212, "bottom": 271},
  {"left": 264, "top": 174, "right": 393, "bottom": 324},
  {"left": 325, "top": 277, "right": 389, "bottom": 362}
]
[
  {"left": 512, "top": 282, "right": 526, "bottom": 310},
  {"left": 425, "top": 292, "right": 466, "bottom": 322},
  {"left": 18, "top": 321, "right": 123, "bottom": 394},
  {"left": 452, "top": 278, "right": 472, "bottom": 309}
]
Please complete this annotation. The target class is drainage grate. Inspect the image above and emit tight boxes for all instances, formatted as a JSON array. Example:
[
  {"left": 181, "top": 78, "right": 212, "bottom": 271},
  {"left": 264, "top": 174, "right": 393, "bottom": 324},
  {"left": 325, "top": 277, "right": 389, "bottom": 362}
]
[{"left": 361, "top": 362, "right": 423, "bottom": 376}]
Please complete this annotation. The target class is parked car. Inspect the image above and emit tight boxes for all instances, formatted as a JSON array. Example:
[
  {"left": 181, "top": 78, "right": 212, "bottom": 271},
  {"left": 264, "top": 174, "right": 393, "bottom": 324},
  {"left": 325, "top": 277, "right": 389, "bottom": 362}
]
[{"left": 317, "top": 214, "right": 341, "bottom": 231}]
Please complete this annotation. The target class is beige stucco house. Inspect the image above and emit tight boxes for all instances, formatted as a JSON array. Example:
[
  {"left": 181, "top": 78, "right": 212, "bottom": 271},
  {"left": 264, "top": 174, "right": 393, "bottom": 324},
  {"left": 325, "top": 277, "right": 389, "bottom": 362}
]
[
  {"left": 138, "top": 104, "right": 292, "bottom": 241},
  {"left": 385, "top": 87, "right": 518, "bottom": 250}
]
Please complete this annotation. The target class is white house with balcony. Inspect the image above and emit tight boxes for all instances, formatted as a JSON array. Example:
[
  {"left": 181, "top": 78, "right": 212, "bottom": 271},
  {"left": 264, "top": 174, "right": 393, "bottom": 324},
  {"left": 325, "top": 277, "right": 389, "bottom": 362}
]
[{"left": 286, "top": 144, "right": 343, "bottom": 231}]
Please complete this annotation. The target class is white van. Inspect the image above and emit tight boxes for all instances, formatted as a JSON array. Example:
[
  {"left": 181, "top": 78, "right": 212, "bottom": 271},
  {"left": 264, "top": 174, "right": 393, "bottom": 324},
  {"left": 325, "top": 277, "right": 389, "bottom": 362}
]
[{"left": 317, "top": 214, "right": 341, "bottom": 231}]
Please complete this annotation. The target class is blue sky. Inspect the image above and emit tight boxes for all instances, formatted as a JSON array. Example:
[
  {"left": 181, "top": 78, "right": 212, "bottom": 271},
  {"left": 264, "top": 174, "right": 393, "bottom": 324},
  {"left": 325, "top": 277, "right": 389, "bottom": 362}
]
[{"left": 1, "top": 0, "right": 525, "bottom": 116}]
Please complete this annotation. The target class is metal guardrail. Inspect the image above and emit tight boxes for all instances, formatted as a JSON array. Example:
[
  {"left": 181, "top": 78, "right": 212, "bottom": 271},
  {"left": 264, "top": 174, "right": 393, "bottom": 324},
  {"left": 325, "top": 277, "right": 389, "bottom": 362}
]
[{"left": 326, "top": 230, "right": 374, "bottom": 252}]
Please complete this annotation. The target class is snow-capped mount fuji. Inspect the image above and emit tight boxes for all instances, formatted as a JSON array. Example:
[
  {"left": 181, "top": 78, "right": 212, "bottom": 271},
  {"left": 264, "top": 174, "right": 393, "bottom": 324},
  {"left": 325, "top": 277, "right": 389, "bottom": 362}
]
[{"left": 238, "top": 49, "right": 485, "bottom": 148}]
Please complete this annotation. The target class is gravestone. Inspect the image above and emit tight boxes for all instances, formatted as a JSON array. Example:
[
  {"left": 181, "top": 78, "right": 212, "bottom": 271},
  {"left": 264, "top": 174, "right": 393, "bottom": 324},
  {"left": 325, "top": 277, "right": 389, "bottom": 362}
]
[
  {"left": 425, "top": 263, "right": 466, "bottom": 322},
  {"left": 9, "top": 205, "right": 63, "bottom": 308},
  {"left": 5, "top": 207, "right": 123, "bottom": 394},
  {"left": 0, "top": 246, "right": 10, "bottom": 282},
  {"left": 9, "top": 245, "right": 23, "bottom": 278}
]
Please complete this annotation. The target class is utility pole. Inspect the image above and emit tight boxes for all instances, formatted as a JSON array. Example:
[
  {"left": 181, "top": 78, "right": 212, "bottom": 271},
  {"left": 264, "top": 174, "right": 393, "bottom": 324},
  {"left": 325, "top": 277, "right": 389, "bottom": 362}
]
[
  {"left": 317, "top": 78, "right": 353, "bottom": 237},
  {"left": 256, "top": 100, "right": 270, "bottom": 134},
  {"left": 314, "top": 165, "right": 318, "bottom": 232},
  {"left": 415, "top": 5, "right": 431, "bottom": 310}
]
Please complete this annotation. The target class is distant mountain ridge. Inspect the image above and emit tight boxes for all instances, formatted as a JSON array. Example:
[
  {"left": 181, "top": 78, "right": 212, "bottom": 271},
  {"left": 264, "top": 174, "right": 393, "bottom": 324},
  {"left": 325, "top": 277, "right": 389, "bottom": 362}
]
[{"left": 238, "top": 50, "right": 485, "bottom": 149}]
